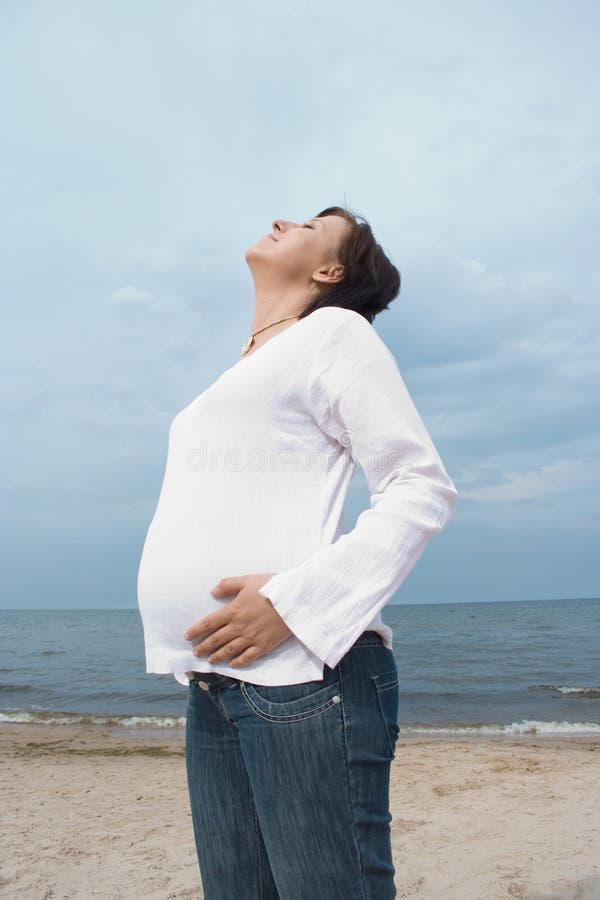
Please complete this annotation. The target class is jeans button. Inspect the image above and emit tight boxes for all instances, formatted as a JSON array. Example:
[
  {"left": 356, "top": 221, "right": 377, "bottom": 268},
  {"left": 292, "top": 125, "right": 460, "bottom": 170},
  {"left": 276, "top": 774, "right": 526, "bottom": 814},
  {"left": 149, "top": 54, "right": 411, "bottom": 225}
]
[{"left": 198, "top": 680, "right": 210, "bottom": 691}]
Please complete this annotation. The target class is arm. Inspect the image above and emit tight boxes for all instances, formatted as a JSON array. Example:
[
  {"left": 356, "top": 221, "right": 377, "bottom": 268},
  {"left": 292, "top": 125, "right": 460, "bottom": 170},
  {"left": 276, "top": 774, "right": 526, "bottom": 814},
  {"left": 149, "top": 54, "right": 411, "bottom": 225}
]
[{"left": 257, "top": 309, "right": 459, "bottom": 669}]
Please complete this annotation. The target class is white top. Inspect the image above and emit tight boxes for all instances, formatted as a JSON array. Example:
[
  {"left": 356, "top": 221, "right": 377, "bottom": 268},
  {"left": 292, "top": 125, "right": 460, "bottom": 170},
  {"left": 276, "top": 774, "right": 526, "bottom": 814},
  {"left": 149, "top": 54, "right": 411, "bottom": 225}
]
[{"left": 136, "top": 306, "right": 458, "bottom": 687}]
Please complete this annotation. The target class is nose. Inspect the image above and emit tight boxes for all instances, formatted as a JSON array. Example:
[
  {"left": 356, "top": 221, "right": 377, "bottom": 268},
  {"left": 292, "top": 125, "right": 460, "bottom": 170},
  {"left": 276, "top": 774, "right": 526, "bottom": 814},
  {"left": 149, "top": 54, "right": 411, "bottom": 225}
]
[{"left": 271, "top": 219, "right": 295, "bottom": 234}]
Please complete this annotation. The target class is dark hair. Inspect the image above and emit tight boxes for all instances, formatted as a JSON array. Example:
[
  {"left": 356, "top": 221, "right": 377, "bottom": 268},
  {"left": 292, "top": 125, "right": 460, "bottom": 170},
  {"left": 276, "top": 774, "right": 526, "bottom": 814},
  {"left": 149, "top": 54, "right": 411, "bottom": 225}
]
[{"left": 297, "top": 206, "right": 401, "bottom": 325}]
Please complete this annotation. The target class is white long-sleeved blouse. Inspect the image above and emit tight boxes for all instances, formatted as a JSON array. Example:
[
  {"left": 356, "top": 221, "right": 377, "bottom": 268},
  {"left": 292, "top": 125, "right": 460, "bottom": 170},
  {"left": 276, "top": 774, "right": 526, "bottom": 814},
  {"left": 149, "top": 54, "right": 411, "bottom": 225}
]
[{"left": 136, "top": 305, "right": 458, "bottom": 686}]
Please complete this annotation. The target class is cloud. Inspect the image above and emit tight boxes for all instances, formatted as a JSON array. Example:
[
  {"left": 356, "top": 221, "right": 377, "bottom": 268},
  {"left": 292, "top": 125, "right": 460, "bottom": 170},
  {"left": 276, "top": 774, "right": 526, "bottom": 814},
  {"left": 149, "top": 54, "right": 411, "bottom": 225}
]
[
  {"left": 105, "top": 285, "right": 154, "bottom": 308},
  {"left": 104, "top": 284, "right": 187, "bottom": 314}
]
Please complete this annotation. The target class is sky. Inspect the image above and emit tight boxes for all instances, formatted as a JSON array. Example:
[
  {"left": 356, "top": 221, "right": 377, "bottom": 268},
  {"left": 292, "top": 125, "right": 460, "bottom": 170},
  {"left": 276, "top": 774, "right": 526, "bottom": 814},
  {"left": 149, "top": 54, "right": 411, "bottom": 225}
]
[{"left": 1, "top": 1, "right": 599, "bottom": 609}]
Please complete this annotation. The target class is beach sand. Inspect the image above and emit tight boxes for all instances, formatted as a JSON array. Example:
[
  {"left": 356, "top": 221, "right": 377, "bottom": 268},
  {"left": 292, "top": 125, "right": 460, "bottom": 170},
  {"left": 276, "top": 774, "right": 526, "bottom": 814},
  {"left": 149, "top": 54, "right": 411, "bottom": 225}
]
[{"left": 1, "top": 726, "right": 599, "bottom": 899}]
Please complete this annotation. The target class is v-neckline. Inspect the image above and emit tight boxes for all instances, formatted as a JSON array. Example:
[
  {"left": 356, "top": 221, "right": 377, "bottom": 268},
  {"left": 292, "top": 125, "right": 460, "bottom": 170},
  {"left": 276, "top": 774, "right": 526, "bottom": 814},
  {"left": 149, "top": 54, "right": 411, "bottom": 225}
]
[{"left": 221, "top": 310, "right": 318, "bottom": 378}]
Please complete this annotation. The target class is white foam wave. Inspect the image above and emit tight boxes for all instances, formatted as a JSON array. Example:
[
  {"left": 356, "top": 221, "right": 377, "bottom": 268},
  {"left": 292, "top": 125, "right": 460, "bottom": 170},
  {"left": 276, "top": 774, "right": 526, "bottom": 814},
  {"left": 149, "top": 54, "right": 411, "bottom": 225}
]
[
  {"left": 1, "top": 711, "right": 598, "bottom": 735},
  {"left": 0, "top": 711, "right": 185, "bottom": 728},
  {"left": 551, "top": 685, "right": 600, "bottom": 696},
  {"left": 402, "top": 719, "right": 600, "bottom": 736}
]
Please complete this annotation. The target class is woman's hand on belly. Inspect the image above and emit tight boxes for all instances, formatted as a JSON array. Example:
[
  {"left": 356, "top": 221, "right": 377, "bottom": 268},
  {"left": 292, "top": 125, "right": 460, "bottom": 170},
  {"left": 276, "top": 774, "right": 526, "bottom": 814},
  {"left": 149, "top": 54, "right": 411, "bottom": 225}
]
[{"left": 183, "top": 573, "right": 293, "bottom": 667}]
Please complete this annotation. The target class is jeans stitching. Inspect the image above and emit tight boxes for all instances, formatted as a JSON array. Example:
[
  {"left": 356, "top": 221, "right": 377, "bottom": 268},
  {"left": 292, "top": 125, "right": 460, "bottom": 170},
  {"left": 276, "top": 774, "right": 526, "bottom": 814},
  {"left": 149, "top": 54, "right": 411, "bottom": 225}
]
[
  {"left": 240, "top": 682, "right": 342, "bottom": 723},
  {"left": 374, "top": 673, "right": 400, "bottom": 692},
  {"left": 337, "top": 661, "right": 369, "bottom": 899},
  {"left": 371, "top": 676, "right": 399, "bottom": 759},
  {"left": 250, "top": 790, "right": 264, "bottom": 900}
]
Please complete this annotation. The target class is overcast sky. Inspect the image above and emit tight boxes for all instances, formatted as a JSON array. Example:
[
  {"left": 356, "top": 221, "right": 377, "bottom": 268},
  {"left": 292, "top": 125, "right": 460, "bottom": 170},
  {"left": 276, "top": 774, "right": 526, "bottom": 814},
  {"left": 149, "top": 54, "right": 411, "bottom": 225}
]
[{"left": 1, "top": 1, "right": 598, "bottom": 609}]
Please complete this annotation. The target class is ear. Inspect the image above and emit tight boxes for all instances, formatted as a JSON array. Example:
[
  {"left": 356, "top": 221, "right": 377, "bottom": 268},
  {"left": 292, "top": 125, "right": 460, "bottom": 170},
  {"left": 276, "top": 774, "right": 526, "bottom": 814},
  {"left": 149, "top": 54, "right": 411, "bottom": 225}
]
[{"left": 313, "top": 263, "right": 344, "bottom": 285}]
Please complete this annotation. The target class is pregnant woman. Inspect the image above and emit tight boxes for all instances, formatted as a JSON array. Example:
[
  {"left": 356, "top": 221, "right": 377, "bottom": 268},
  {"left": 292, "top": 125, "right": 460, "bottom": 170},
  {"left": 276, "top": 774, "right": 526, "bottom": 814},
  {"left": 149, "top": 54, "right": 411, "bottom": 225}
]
[{"left": 137, "top": 206, "right": 458, "bottom": 899}]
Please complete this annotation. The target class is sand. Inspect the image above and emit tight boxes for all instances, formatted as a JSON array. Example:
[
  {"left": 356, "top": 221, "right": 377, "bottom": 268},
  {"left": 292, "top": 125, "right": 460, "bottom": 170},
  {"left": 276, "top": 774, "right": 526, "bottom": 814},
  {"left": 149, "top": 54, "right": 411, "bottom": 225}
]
[{"left": 1, "top": 726, "right": 599, "bottom": 899}]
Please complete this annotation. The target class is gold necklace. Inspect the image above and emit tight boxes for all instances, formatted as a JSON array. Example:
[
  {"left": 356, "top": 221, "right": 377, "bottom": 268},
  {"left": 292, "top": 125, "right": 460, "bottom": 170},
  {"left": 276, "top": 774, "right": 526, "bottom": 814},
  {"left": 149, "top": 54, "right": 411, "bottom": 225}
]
[{"left": 241, "top": 314, "right": 300, "bottom": 357}]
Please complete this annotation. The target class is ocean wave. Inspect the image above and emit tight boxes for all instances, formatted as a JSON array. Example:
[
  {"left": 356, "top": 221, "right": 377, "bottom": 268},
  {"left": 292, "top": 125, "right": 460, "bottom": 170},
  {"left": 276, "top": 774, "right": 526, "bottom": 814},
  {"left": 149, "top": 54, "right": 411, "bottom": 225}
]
[
  {"left": 530, "top": 684, "right": 600, "bottom": 698},
  {"left": 402, "top": 719, "right": 600, "bottom": 736},
  {"left": 0, "top": 684, "right": 33, "bottom": 694},
  {"left": 552, "top": 685, "right": 600, "bottom": 698},
  {"left": 0, "top": 710, "right": 185, "bottom": 728},
  {"left": 0, "top": 710, "right": 598, "bottom": 734}
]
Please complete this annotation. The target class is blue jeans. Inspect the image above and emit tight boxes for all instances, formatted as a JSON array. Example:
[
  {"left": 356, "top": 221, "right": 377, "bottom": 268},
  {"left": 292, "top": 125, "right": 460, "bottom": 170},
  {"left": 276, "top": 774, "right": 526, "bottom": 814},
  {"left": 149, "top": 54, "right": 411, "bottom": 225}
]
[{"left": 185, "top": 630, "right": 400, "bottom": 899}]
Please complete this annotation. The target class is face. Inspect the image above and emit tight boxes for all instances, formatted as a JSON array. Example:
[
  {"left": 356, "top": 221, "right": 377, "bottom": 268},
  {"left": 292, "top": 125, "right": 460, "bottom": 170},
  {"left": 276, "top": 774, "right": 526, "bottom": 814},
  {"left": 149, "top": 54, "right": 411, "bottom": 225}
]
[{"left": 245, "top": 214, "right": 350, "bottom": 290}]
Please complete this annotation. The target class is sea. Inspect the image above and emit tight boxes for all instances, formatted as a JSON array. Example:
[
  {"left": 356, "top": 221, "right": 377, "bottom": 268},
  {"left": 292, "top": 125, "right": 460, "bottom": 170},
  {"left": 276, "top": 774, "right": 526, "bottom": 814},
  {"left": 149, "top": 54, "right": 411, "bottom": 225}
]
[{"left": 1, "top": 597, "right": 599, "bottom": 738}]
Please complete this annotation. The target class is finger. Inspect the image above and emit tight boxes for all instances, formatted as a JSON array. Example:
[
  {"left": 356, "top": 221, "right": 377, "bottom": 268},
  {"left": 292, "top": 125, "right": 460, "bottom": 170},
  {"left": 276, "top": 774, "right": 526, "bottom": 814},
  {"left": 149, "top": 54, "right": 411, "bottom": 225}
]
[
  {"left": 229, "top": 646, "right": 262, "bottom": 667},
  {"left": 192, "top": 625, "right": 237, "bottom": 656},
  {"left": 184, "top": 610, "right": 230, "bottom": 641},
  {"left": 211, "top": 575, "right": 248, "bottom": 597},
  {"left": 206, "top": 638, "right": 248, "bottom": 664}
]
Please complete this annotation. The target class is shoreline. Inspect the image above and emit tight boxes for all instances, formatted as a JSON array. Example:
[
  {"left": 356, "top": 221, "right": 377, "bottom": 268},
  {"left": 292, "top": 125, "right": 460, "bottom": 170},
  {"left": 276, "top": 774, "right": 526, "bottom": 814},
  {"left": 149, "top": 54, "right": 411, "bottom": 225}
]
[
  {"left": 2, "top": 724, "right": 600, "bottom": 898},
  {"left": 2, "top": 720, "right": 599, "bottom": 747}
]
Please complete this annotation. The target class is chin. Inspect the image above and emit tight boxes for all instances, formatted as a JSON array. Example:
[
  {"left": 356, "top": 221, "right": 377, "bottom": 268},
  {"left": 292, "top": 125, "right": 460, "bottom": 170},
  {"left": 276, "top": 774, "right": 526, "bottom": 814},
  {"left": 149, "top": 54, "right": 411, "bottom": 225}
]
[{"left": 245, "top": 242, "right": 269, "bottom": 262}]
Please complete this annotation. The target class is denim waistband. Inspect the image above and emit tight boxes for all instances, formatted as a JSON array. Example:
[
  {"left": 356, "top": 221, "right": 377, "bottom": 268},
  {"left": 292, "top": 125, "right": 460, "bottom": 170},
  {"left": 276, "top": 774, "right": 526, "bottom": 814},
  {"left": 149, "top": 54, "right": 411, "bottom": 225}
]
[{"left": 352, "top": 630, "right": 385, "bottom": 647}]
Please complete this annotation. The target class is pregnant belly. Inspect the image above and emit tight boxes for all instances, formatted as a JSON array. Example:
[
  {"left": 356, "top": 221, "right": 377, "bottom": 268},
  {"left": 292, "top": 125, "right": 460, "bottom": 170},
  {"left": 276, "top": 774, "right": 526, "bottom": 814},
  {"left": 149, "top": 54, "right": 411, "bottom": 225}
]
[
  {"left": 136, "top": 517, "right": 309, "bottom": 643},
  {"left": 136, "top": 520, "right": 240, "bottom": 653}
]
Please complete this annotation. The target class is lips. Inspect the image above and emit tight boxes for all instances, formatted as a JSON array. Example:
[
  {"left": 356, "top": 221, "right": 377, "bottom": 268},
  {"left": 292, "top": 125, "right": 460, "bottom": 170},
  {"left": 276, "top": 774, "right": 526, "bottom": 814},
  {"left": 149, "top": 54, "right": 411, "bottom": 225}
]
[{"left": 268, "top": 234, "right": 277, "bottom": 242}]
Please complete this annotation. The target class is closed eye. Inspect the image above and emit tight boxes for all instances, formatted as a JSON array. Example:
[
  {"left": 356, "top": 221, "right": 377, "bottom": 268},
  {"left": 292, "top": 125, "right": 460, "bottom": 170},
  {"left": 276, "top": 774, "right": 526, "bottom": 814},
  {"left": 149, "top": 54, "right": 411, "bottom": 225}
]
[{"left": 302, "top": 224, "right": 314, "bottom": 229}]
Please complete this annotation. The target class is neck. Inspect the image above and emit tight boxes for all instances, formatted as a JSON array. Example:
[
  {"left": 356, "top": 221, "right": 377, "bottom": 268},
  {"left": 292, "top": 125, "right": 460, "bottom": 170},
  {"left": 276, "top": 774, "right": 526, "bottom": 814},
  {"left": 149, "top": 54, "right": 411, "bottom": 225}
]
[{"left": 248, "top": 271, "right": 311, "bottom": 334}]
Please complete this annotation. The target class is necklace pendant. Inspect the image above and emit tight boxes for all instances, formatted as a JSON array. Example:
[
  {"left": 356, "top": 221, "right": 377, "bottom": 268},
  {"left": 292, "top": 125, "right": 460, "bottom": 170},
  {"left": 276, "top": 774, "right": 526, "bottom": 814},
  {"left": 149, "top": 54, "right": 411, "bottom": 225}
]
[{"left": 241, "top": 335, "right": 254, "bottom": 356}]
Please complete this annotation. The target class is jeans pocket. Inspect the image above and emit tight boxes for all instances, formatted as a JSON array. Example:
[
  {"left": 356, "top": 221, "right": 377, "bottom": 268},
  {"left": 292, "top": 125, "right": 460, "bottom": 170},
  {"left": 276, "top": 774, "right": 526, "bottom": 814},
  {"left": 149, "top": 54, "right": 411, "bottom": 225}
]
[
  {"left": 371, "top": 668, "right": 400, "bottom": 759},
  {"left": 240, "top": 677, "right": 343, "bottom": 723}
]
